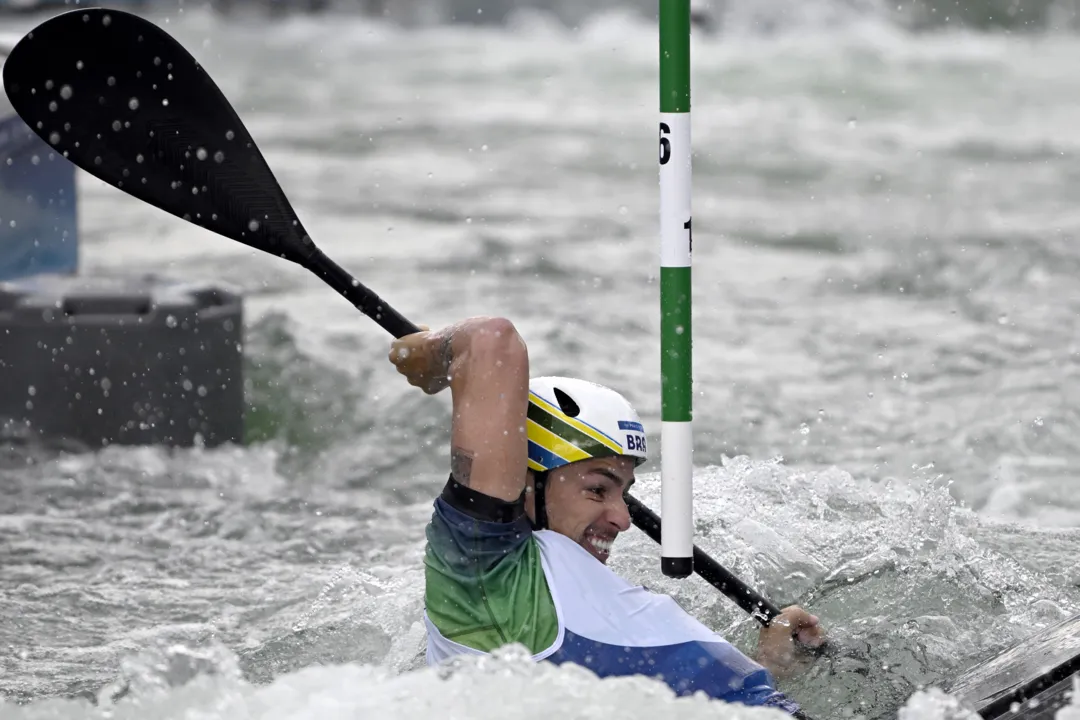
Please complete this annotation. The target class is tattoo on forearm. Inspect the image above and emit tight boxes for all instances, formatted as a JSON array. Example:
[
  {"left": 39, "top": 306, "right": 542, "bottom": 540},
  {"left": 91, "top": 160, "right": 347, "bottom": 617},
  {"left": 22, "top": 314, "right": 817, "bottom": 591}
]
[
  {"left": 438, "top": 332, "right": 454, "bottom": 375},
  {"left": 451, "top": 446, "right": 474, "bottom": 486}
]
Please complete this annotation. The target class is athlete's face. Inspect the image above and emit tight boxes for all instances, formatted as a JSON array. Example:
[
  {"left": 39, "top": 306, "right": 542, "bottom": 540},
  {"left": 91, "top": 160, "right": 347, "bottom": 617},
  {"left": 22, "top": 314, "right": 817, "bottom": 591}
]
[{"left": 530, "top": 456, "right": 635, "bottom": 565}]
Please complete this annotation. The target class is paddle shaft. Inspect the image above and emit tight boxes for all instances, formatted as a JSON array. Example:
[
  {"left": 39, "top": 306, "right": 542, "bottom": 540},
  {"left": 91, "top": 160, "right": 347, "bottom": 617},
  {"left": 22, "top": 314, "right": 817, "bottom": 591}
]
[
  {"left": 627, "top": 494, "right": 781, "bottom": 625},
  {"left": 307, "top": 249, "right": 419, "bottom": 338}
]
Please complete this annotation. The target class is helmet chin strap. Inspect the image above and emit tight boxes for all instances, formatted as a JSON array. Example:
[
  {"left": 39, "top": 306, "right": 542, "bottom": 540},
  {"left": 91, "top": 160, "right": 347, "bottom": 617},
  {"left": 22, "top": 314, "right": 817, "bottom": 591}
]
[{"left": 531, "top": 470, "right": 550, "bottom": 530}]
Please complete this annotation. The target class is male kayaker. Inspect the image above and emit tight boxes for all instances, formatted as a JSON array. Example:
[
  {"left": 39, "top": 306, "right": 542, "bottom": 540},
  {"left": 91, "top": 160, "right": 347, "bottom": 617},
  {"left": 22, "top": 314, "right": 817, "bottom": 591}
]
[{"left": 389, "top": 316, "right": 824, "bottom": 715}]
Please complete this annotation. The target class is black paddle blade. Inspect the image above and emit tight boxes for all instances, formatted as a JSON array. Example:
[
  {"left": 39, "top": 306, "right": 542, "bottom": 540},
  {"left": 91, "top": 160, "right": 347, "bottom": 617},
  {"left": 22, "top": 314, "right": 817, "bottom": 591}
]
[
  {"left": 2, "top": 9, "right": 420, "bottom": 337},
  {"left": 2, "top": 8, "right": 313, "bottom": 265}
]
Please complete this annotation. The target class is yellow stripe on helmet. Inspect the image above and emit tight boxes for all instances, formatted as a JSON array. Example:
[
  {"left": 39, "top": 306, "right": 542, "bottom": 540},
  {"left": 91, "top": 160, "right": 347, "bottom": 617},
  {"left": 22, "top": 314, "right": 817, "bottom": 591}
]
[{"left": 527, "top": 419, "right": 595, "bottom": 465}]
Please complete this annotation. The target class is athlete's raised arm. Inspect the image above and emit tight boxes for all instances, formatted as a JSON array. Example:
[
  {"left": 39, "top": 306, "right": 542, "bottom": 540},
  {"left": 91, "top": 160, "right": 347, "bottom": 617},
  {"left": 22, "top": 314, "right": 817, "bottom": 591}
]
[{"left": 389, "top": 316, "right": 529, "bottom": 502}]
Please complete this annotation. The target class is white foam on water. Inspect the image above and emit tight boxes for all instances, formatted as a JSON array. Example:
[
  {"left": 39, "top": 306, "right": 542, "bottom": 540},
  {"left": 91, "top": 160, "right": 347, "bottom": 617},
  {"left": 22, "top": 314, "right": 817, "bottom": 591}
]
[
  {"left": 3, "top": 641, "right": 1078, "bottom": 720},
  {"left": 896, "top": 687, "right": 984, "bottom": 719},
  {"left": 0, "top": 644, "right": 796, "bottom": 720}
]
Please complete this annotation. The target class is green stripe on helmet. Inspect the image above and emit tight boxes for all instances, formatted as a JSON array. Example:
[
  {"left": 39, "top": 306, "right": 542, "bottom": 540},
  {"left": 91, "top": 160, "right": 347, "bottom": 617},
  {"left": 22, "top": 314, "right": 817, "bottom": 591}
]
[{"left": 527, "top": 401, "right": 621, "bottom": 461}]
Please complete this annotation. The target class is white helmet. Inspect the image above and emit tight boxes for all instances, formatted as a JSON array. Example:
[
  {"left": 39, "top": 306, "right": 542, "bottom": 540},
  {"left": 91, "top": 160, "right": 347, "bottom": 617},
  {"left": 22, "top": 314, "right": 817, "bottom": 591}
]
[{"left": 527, "top": 376, "right": 647, "bottom": 473}]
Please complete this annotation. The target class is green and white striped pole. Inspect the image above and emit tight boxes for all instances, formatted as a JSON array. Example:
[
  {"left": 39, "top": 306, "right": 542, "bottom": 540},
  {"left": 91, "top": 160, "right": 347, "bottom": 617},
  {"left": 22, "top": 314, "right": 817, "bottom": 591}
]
[{"left": 659, "top": 0, "right": 693, "bottom": 579}]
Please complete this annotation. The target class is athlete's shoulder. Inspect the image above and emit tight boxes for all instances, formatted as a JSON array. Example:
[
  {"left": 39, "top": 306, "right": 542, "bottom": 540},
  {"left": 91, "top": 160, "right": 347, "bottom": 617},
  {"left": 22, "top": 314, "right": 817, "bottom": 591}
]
[{"left": 426, "top": 478, "right": 535, "bottom": 576}]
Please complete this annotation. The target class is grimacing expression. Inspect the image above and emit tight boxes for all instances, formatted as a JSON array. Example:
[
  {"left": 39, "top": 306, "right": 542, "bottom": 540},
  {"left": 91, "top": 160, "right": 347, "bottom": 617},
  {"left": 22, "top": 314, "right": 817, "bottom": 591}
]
[{"left": 529, "top": 456, "right": 635, "bottom": 564}]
